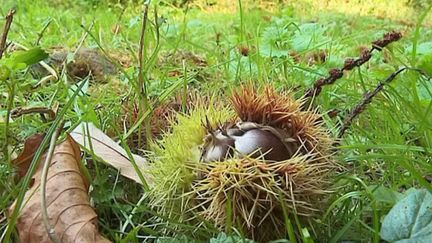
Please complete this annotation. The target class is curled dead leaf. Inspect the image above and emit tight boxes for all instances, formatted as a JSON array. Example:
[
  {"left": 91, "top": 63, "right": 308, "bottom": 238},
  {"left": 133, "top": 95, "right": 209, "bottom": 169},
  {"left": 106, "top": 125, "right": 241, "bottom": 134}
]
[{"left": 9, "top": 135, "right": 111, "bottom": 243}]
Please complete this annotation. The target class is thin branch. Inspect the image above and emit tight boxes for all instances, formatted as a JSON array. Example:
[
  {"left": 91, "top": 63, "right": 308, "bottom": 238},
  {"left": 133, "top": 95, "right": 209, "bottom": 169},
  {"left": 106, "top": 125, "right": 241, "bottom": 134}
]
[
  {"left": 0, "top": 8, "right": 15, "bottom": 59},
  {"left": 304, "top": 31, "right": 403, "bottom": 99},
  {"left": 339, "top": 67, "right": 431, "bottom": 137},
  {"left": 338, "top": 68, "right": 405, "bottom": 137},
  {"left": 40, "top": 122, "right": 63, "bottom": 243},
  {"left": 11, "top": 106, "right": 56, "bottom": 121}
]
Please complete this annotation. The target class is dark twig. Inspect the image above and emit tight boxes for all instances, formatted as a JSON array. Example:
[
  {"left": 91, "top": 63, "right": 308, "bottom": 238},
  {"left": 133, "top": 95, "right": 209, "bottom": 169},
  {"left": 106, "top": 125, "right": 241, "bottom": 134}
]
[
  {"left": 339, "top": 67, "right": 431, "bottom": 137},
  {"left": 304, "top": 31, "right": 403, "bottom": 99},
  {"left": 338, "top": 67, "right": 408, "bottom": 137},
  {"left": 0, "top": 8, "right": 16, "bottom": 163},
  {"left": 0, "top": 8, "right": 16, "bottom": 59},
  {"left": 11, "top": 106, "right": 56, "bottom": 121}
]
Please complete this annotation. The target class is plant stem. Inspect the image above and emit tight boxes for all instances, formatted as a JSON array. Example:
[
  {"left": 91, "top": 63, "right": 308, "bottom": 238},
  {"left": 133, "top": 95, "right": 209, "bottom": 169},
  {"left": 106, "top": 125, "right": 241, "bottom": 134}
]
[
  {"left": 10, "top": 106, "right": 56, "bottom": 120},
  {"left": 238, "top": 0, "right": 244, "bottom": 43},
  {"left": 0, "top": 8, "right": 16, "bottom": 162},
  {"left": 411, "top": 5, "right": 432, "bottom": 65},
  {"left": 339, "top": 68, "right": 407, "bottom": 137},
  {"left": 40, "top": 123, "right": 63, "bottom": 243},
  {"left": 3, "top": 81, "right": 15, "bottom": 163},
  {"left": 34, "top": 18, "right": 52, "bottom": 46},
  {"left": 138, "top": 1, "right": 152, "bottom": 149}
]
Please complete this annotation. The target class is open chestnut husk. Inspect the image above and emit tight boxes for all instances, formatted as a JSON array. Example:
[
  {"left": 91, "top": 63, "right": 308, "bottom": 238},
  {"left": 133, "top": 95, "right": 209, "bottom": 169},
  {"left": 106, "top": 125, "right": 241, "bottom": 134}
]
[{"left": 149, "top": 85, "right": 337, "bottom": 242}]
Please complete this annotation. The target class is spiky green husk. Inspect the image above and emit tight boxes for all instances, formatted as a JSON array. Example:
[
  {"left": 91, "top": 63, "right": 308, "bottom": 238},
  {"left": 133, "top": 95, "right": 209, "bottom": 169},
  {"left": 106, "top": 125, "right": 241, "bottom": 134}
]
[
  {"left": 149, "top": 86, "right": 337, "bottom": 241},
  {"left": 148, "top": 100, "right": 234, "bottom": 225},
  {"left": 191, "top": 154, "right": 336, "bottom": 241}
]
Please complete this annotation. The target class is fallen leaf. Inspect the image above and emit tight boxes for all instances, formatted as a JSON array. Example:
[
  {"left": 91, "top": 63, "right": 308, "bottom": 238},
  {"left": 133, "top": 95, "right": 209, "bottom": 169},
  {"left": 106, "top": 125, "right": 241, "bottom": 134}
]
[
  {"left": 10, "top": 135, "right": 110, "bottom": 243},
  {"left": 12, "top": 133, "right": 44, "bottom": 177},
  {"left": 71, "top": 122, "right": 151, "bottom": 185}
]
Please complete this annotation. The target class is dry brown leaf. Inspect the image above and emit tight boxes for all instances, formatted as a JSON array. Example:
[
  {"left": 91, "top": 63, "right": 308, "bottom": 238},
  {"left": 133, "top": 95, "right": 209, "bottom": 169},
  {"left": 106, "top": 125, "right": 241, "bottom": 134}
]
[
  {"left": 10, "top": 135, "right": 111, "bottom": 243},
  {"left": 70, "top": 122, "right": 151, "bottom": 185},
  {"left": 12, "top": 133, "right": 45, "bottom": 177}
]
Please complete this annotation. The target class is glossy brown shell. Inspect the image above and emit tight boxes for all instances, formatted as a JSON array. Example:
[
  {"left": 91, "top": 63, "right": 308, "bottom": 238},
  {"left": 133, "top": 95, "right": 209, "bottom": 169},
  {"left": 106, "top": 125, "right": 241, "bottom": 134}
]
[{"left": 201, "top": 122, "right": 298, "bottom": 162}]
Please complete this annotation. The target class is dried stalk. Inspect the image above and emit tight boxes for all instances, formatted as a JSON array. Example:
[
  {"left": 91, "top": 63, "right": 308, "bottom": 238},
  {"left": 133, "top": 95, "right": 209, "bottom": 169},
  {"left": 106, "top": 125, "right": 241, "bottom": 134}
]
[
  {"left": 304, "top": 31, "right": 402, "bottom": 98},
  {"left": 1, "top": 9, "right": 16, "bottom": 163},
  {"left": 10, "top": 106, "right": 56, "bottom": 121},
  {"left": 339, "top": 67, "right": 405, "bottom": 137},
  {"left": 338, "top": 67, "right": 431, "bottom": 137},
  {"left": 0, "top": 8, "right": 15, "bottom": 59}
]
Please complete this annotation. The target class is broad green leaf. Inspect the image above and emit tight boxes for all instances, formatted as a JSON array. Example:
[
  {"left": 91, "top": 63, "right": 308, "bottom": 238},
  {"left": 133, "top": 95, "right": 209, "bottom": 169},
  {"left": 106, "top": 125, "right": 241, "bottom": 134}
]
[
  {"left": 416, "top": 54, "right": 432, "bottom": 103},
  {"left": 260, "top": 17, "right": 293, "bottom": 58},
  {"left": 128, "top": 16, "right": 141, "bottom": 28},
  {"left": 156, "top": 236, "right": 195, "bottom": 243},
  {"left": 412, "top": 42, "right": 432, "bottom": 55},
  {"left": 6, "top": 47, "right": 48, "bottom": 68},
  {"left": 418, "top": 54, "right": 432, "bottom": 76},
  {"left": 154, "top": 233, "right": 255, "bottom": 243},
  {"left": 368, "top": 185, "right": 403, "bottom": 205},
  {"left": 381, "top": 189, "right": 432, "bottom": 243},
  {"left": 369, "top": 63, "right": 396, "bottom": 81},
  {"left": 210, "top": 233, "right": 254, "bottom": 243},
  {"left": 291, "top": 23, "right": 330, "bottom": 52}
]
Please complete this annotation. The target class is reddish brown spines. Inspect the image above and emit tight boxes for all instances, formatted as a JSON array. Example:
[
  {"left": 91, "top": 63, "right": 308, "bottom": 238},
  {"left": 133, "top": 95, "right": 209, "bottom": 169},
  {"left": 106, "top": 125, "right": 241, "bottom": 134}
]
[{"left": 231, "top": 85, "right": 302, "bottom": 129}]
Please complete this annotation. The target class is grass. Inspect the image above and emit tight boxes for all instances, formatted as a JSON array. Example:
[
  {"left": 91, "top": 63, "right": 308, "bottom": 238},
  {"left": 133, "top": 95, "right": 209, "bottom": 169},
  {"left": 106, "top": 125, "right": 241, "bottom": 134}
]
[{"left": 1, "top": 0, "right": 432, "bottom": 242}]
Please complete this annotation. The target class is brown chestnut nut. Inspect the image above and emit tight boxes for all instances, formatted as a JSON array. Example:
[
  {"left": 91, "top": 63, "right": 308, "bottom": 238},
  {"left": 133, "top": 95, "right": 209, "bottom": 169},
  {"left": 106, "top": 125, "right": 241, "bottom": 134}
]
[{"left": 201, "top": 122, "right": 298, "bottom": 162}]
